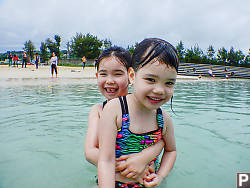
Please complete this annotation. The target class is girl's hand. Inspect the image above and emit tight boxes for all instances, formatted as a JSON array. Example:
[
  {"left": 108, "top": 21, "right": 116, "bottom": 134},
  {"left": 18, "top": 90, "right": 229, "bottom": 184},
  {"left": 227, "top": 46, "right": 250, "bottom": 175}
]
[
  {"left": 143, "top": 173, "right": 163, "bottom": 187},
  {"left": 136, "top": 161, "right": 155, "bottom": 185},
  {"left": 115, "top": 154, "right": 148, "bottom": 179}
]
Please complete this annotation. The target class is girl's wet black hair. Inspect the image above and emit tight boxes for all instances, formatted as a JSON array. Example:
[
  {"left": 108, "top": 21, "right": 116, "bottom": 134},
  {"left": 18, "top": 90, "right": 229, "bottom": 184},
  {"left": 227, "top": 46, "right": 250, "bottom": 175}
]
[
  {"left": 95, "top": 46, "right": 132, "bottom": 71},
  {"left": 131, "top": 38, "right": 179, "bottom": 72}
]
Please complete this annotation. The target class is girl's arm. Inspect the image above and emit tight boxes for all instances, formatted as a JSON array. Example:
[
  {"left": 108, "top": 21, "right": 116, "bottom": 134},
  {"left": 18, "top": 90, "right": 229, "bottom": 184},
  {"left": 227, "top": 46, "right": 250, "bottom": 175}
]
[
  {"left": 144, "top": 111, "right": 177, "bottom": 187},
  {"left": 98, "top": 100, "right": 120, "bottom": 188},
  {"left": 115, "top": 140, "right": 164, "bottom": 178},
  {"left": 84, "top": 104, "right": 101, "bottom": 166},
  {"left": 85, "top": 104, "right": 164, "bottom": 180}
]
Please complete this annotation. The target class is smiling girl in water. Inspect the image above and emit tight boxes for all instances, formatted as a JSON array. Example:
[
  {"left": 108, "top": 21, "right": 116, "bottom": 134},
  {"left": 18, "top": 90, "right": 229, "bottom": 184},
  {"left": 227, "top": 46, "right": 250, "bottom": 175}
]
[
  {"left": 98, "top": 38, "right": 178, "bottom": 187},
  {"left": 84, "top": 46, "right": 164, "bottom": 186}
]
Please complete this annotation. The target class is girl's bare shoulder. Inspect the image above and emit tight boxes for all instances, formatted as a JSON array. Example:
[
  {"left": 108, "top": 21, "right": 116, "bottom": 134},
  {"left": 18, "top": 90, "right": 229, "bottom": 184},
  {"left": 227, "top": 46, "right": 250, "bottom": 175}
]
[
  {"left": 89, "top": 103, "right": 103, "bottom": 118},
  {"left": 91, "top": 103, "right": 103, "bottom": 112},
  {"left": 102, "top": 98, "right": 123, "bottom": 128},
  {"left": 103, "top": 98, "right": 121, "bottom": 111},
  {"left": 161, "top": 110, "right": 174, "bottom": 134}
]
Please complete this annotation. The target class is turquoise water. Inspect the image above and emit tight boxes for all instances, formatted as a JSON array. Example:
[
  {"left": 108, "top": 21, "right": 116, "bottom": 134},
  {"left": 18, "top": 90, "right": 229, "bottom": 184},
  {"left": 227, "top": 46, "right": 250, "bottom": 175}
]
[{"left": 0, "top": 79, "right": 249, "bottom": 188}]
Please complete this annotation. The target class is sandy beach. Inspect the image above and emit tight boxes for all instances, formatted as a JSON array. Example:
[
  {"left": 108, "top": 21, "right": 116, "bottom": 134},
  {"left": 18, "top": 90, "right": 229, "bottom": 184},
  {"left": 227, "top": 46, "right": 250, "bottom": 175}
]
[
  {"left": 0, "top": 65, "right": 97, "bottom": 79},
  {"left": 0, "top": 64, "right": 220, "bottom": 87},
  {"left": 0, "top": 65, "right": 98, "bottom": 86}
]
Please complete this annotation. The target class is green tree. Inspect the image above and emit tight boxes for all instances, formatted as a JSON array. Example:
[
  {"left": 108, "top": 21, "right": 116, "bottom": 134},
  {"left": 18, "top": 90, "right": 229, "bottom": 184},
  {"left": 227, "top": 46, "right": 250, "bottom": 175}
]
[
  {"left": 184, "top": 45, "right": 203, "bottom": 63},
  {"left": 228, "top": 47, "right": 245, "bottom": 66},
  {"left": 46, "top": 35, "right": 61, "bottom": 60},
  {"left": 244, "top": 54, "right": 250, "bottom": 67},
  {"left": 24, "top": 40, "right": 35, "bottom": 61},
  {"left": 235, "top": 49, "right": 245, "bottom": 65},
  {"left": 207, "top": 45, "right": 215, "bottom": 60},
  {"left": 102, "top": 39, "right": 112, "bottom": 50},
  {"left": 176, "top": 41, "right": 185, "bottom": 62},
  {"left": 40, "top": 42, "right": 49, "bottom": 63},
  {"left": 70, "top": 33, "right": 103, "bottom": 59},
  {"left": 217, "top": 47, "right": 228, "bottom": 65},
  {"left": 228, "top": 47, "right": 236, "bottom": 65},
  {"left": 126, "top": 42, "right": 139, "bottom": 55},
  {"left": 193, "top": 44, "right": 203, "bottom": 57}
]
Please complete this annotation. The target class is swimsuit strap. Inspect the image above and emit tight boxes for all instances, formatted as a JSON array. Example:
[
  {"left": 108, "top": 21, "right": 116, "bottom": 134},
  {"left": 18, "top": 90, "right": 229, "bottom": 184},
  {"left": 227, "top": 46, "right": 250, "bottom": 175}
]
[
  {"left": 118, "top": 96, "right": 129, "bottom": 130},
  {"left": 122, "top": 96, "right": 129, "bottom": 114},
  {"left": 102, "top": 100, "right": 107, "bottom": 109},
  {"left": 118, "top": 96, "right": 129, "bottom": 115},
  {"left": 156, "top": 108, "right": 164, "bottom": 133}
]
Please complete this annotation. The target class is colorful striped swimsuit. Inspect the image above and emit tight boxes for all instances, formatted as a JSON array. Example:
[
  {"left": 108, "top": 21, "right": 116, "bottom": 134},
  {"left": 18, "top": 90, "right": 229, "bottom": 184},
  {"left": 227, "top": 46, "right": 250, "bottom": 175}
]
[{"left": 115, "top": 96, "right": 164, "bottom": 187}]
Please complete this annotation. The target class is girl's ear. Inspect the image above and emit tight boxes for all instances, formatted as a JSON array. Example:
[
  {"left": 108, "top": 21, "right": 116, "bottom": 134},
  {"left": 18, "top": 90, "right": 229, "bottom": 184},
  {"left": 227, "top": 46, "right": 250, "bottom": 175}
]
[{"left": 128, "top": 67, "right": 135, "bottom": 85}]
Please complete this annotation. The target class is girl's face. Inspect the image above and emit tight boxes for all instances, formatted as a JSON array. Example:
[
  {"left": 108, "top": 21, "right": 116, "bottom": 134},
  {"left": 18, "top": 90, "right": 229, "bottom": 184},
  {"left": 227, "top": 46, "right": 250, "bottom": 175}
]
[
  {"left": 97, "top": 56, "right": 129, "bottom": 101},
  {"left": 52, "top": 52, "right": 55, "bottom": 56},
  {"left": 129, "top": 60, "right": 177, "bottom": 110}
]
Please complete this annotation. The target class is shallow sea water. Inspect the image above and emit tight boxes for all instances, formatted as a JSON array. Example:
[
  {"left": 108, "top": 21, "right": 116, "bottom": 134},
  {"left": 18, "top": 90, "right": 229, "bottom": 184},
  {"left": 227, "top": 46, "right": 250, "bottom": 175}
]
[{"left": 0, "top": 79, "right": 249, "bottom": 188}]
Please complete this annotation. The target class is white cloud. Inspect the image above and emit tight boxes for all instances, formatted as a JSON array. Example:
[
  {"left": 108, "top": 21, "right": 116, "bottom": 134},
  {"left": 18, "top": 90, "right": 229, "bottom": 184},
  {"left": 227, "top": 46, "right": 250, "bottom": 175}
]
[{"left": 0, "top": 0, "right": 249, "bottom": 54}]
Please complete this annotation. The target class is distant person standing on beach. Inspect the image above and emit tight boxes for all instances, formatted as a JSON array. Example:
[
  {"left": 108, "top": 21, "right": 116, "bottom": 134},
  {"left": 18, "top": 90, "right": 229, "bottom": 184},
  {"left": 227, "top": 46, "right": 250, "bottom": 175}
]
[
  {"left": 34, "top": 53, "right": 40, "bottom": 69},
  {"left": 8, "top": 52, "right": 12, "bottom": 67},
  {"left": 22, "top": 52, "right": 28, "bottom": 68},
  {"left": 82, "top": 56, "right": 87, "bottom": 70},
  {"left": 50, "top": 52, "right": 58, "bottom": 77},
  {"left": 13, "top": 54, "right": 19, "bottom": 67}
]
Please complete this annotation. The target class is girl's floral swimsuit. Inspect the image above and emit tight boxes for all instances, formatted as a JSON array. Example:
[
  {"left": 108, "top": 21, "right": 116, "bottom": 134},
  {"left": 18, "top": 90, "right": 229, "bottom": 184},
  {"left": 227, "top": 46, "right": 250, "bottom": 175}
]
[{"left": 115, "top": 96, "right": 164, "bottom": 188}]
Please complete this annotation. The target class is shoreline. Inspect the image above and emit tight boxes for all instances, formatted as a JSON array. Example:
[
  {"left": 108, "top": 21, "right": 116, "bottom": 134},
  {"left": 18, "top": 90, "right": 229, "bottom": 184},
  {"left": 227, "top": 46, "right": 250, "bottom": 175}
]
[{"left": 0, "top": 65, "right": 238, "bottom": 87}]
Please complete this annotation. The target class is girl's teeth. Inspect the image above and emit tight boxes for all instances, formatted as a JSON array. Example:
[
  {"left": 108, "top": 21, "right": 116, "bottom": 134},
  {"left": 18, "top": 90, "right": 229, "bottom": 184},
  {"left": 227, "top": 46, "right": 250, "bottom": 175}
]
[
  {"left": 107, "top": 88, "right": 116, "bottom": 92},
  {"left": 151, "top": 97, "right": 161, "bottom": 101}
]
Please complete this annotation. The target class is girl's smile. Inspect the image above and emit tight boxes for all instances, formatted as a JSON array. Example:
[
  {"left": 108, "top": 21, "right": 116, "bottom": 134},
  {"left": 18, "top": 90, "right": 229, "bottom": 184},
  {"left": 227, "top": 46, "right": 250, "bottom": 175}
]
[
  {"left": 105, "top": 87, "right": 119, "bottom": 93},
  {"left": 146, "top": 96, "right": 164, "bottom": 103}
]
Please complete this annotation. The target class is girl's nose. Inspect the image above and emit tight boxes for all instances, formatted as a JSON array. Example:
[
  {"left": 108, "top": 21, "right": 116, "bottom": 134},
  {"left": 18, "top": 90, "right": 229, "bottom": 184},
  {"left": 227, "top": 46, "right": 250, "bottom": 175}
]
[
  {"left": 106, "top": 76, "right": 115, "bottom": 84},
  {"left": 152, "top": 84, "right": 165, "bottom": 95}
]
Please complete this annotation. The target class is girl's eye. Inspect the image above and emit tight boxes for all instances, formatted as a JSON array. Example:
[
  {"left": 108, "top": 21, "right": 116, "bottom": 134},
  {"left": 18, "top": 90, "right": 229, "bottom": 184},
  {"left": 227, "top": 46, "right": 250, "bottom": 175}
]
[
  {"left": 115, "top": 73, "right": 123, "bottom": 76},
  {"left": 165, "top": 81, "right": 175, "bottom": 86},
  {"left": 145, "top": 78, "right": 155, "bottom": 82},
  {"left": 99, "top": 73, "right": 107, "bottom": 76}
]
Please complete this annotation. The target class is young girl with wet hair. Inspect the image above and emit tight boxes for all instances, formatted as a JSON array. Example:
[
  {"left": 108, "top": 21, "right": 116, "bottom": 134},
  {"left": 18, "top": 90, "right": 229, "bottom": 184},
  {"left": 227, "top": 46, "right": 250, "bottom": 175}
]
[
  {"left": 98, "top": 38, "right": 179, "bottom": 187},
  {"left": 84, "top": 46, "right": 164, "bottom": 185}
]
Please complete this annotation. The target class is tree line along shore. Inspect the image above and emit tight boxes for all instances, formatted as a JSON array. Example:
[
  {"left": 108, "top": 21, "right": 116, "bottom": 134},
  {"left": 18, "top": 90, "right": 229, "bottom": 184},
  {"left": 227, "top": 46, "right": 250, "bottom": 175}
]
[{"left": 1, "top": 33, "right": 250, "bottom": 69}]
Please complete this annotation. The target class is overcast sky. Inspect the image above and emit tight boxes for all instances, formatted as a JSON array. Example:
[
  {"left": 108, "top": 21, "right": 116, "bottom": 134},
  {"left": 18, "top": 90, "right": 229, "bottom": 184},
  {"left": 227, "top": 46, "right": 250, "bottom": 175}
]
[{"left": 0, "top": 0, "right": 249, "bottom": 55}]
